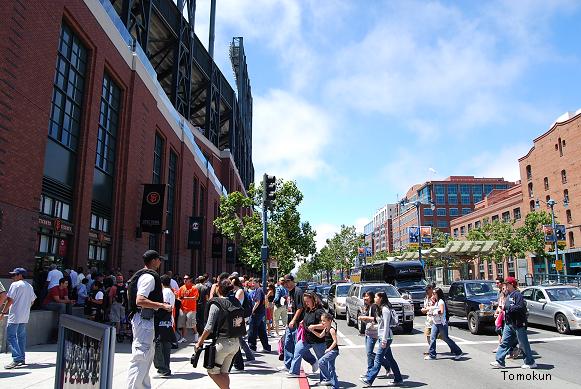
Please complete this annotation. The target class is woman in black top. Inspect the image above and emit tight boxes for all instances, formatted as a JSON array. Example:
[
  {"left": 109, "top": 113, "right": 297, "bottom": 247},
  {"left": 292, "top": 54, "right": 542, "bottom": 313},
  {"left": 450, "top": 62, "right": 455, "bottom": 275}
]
[{"left": 288, "top": 292, "right": 326, "bottom": 376}]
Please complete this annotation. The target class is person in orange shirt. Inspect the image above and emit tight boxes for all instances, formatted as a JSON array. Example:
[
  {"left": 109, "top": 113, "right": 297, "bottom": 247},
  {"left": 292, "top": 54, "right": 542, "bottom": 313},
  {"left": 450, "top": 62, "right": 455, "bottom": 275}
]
[{"left": 177, "top": 275, "right": 199, "bottom": 342}]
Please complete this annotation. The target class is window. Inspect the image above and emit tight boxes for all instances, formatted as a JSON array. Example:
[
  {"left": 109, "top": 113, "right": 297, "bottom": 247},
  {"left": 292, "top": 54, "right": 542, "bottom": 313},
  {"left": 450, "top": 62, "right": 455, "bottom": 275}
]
[
  {"left": 522, "top": 288, "right": 534, "bottom": 300},
  {"left": 437, "top": 208, "right": 446, "bottom": 216},
  {"left": 491, "top": 215, "right": 499, "bottom": 222},
  {"left": 513, "top": 208, "right": 521, "bottom": 220},
  {"left": 165, "top": 151, "right": 178, "bottom": 257},
  {"left": 453, "top": 228, "right": 459, "bottom": 238},
  {"left": 90, "top": 213, "right": 110, "bottom": 233},
  {"left": 526, "top": 165, "right": 532, "bottom": 180},
  {"left": 569, "top": 231, "right": 575, "bottom": 247},
  {"left": 488, "top": 261, "right": 493, "bottom": 279},
  {"left": 435, "top": 184, "right": 445, "bottom": 205},
  {"left": 528, "top": 182, "right": 533, "bottom": 198},
  {"left": 497, "top": 262, "right": 504, "bottom": 278},
  {"left": 48, "top": 24, "right": 87, "bottom": 150},
  {"left": 502, "top": 211, "right": 510, "bottom": 222},
  {"left": 561, "top": 170, "right": 567, "bottom": 184},
  {"left": 467, "top": 223, "right": 472, "bottom": 231},
  {"left": 484, "top": 184, "right": 494, "bottom": 195},
  {"left": 424, "top": 208, "right": 433, "bottom": 216},
  {"left": 88, "top": 243, "right": 107, "bottom": 262},
  {"left": 546, "top": 195, "right": 550, "bottom": 203},
  {"left": 473, "top": 185, "right": 483, "bottom": 203},
  {"left": 39, "top": 194, "right": 71, "bottom": 221},
  {"left": 95, "top": 73, "right": 121, "bottom": 175},
  {"left": 152, "top": 134, "right": 164, "bottom": 184},
  {"left": 447, "top": 185, "right": 458, "bottom": 204},
  {"left": 462, "top": 208, "right": 472, "bottom": 216},
  {"left": 566, "top": 209, "right": 572, "bottom": 224},
  {"left": 564, "top": 189, "right": 569, "bottom": 205},
  {"left": 460, "top": 184, "right": 470, "bottom": 204},
  {"left": 544, "top": 177, "right": 549, "bottom": 191},
  {"left": 475, "top": 220, "right": 481, "bottom": 228},
  {"left": 529, "top": 200, "right": 535, "bottom": 212},
  {"left": 479, "top": 263, "right": 485, "bottom": 279},
  {"left": 38, "top": 233, "right": 59, "bottom": 254},
  {"left": 460, "top": 226, "right": 466, "bottom": 236},
  {"left": 558, "top": 138, "right": 563, "bottom": 157},
  {"left": 449, "top": 208, "right": 459, "bottom": 216},
  {"left": 437, "top": 220, "right": 448, "bottom": 228}
]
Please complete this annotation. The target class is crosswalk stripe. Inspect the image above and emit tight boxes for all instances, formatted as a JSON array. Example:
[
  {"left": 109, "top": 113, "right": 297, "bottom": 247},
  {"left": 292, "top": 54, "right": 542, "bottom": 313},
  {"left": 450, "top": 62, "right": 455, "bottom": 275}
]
[{"left": 336, "top": 330, "right": 356, "bottom": 347}]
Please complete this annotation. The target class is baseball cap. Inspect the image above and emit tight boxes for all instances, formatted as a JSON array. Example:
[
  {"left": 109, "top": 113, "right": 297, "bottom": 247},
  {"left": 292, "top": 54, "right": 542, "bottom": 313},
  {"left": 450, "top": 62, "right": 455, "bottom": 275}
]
[
  {"left": 9, "top": 267, "right": 27, "bottom": 276},
  {"left": 143, "top": 250, "right": 160, "bottom": 262},
  {"left": 230, "top": 272, "right": 239, "bottom": 278},
  {"left": 504, "top": 276, "right": 518, "bottom": 287}
]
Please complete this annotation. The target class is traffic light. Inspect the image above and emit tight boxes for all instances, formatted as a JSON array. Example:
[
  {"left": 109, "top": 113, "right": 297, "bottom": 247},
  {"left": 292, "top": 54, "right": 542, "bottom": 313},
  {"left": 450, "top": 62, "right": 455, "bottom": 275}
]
[{"left": 263, "top": 174, "right": 276, "bottom": 208}]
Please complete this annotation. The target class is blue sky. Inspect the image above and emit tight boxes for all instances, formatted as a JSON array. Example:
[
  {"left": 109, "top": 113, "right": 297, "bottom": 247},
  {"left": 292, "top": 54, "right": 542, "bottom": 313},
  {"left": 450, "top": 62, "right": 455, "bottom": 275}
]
[{"left": 192, "top": 0, "right": 581, "bottom": 250}]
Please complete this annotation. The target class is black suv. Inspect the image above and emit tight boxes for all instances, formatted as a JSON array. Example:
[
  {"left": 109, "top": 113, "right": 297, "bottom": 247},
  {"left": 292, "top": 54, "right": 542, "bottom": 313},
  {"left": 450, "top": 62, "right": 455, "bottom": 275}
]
[{"left": 446, "top": 280, "right": 499, "bottom": 334}]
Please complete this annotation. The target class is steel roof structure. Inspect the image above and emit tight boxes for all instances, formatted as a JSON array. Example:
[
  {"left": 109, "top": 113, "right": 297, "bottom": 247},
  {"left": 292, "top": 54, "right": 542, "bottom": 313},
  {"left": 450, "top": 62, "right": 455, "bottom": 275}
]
[{"left": 391, "top": 240, "right": 499, "bottom": 261}]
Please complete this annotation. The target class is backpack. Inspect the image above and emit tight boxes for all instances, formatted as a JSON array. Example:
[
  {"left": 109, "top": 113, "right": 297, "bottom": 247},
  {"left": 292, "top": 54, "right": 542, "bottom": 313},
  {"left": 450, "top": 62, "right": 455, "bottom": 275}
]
[
  {"left": 207, "top": 296, "right": 247, "bottom": 338},
  {"left": 242, "top": 290, "right": 253, "bottom": 318},
  {"left": 388, "top": 307, "right": 399, "bottom": 328},
  {"left": 127, "top": 268, "right": 162, "bottom": 314},
  {"left": 115, "top": 284, "right": 127, "bottom": 305}
]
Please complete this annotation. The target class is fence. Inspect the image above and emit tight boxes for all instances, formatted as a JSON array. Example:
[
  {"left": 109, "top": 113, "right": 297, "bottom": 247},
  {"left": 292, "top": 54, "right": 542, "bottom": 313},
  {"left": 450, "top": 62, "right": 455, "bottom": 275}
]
[{"left": 526, "top": 273, "right": 581, "bottom": 287}]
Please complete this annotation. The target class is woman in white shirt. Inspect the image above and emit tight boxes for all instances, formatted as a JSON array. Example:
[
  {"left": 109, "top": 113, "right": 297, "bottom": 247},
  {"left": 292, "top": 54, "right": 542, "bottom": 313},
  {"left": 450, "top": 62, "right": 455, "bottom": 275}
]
[
  {"left": 424, "top": 288, "right": 464, "bottom": 361},
  {"left": 360, "top": 292, "right": 403, "bottom": 387}
]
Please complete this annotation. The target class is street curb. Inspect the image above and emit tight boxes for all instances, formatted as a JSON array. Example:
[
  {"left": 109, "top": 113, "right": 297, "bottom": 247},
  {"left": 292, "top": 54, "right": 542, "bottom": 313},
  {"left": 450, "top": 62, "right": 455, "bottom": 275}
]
[{"left": 299, "top": 368, "right": 310, "bottom": 389}]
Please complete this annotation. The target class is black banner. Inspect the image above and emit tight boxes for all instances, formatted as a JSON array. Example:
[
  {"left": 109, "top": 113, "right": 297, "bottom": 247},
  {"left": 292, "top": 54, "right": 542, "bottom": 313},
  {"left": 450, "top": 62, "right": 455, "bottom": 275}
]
[
  {"left": 140, "top": 184, "right": 166, "bottom": 233},
  {"left": 226, "top": 242, "right": 236, "bottom": 264},
  {"left": 187, "top": 216, "right": 203, "bottom": 249},
  {"left": 212, "top": 233, "right": 223, "bottom": 258}
]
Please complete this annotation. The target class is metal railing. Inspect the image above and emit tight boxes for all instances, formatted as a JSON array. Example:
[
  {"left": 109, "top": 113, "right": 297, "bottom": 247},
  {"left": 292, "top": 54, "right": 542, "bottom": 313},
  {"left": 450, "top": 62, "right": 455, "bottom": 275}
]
[{"left": 526, "top": 273, "right": 581, "bottom": 287}]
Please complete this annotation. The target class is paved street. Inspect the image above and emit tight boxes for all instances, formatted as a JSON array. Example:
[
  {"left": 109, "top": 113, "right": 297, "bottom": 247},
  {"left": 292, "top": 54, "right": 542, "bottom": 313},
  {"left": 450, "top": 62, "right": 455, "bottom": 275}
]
[{"left": 321, "top": 315, "right": 581, "bottom": 388}]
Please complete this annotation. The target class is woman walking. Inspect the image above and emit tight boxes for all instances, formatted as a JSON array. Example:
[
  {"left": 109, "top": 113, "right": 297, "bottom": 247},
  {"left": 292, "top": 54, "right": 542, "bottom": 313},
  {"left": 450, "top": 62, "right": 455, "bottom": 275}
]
[
  {"left": 360, "top": 292, "right": 403, "bottom": 387},
  {"left": 231, "top": 277, "right": 255, "bottom": 371},
  {"left": 425, "top": 288, "right": 464, "bottom": 361},
  {"left": 358, "top": 291, "right": 390, "bottom": 379},
  {"left": 266, "top": 283, "right": 276, "bottom": 336},
  {"left": 288, "top": 292, "right": 325, "bottom": 377}
]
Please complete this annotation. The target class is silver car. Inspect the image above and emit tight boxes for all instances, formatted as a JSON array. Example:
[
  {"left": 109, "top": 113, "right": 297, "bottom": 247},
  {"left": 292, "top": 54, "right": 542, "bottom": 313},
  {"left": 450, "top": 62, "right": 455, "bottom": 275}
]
[
  {"left": 521, "top": 285, "right": 581, "bottom": 334},
  {"left": 328, "top": 282, "right": 352, "bottom": 319}
]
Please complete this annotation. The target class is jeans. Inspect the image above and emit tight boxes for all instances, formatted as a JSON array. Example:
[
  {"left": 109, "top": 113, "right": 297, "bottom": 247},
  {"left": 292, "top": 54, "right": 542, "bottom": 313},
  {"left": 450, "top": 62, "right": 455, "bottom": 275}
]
[
  {"left": 495, "top": 324, "right": 535, "bottom": 366},
  {"left": 290, "top": 340, "right": 324, "bottom": 375},
  {"left": 365, "top": 336, "right": 390, "bottom": 374},
  {"left": 248, "top": 313, "right": 270, "bottom": 350},
  {"left": 6, "top": 323, "right": 27, "bottom": 363},
  {"left": 284, "top": 326, "right": 298, "bottom": 369},
  {"left": 319, "top": 350, "right": 339, "bottom": 389},
  {"left": 429, "top": 323, "right": 462, "bottom": 358},
  {"left": 43, "top": 302, "right": 73, "bottom": 315},
  {"left": 366, "top": 339, "right": 402, "bottom": 384},
  {"left": 153, "top": 340, "right": 171, "bottom": 374}
]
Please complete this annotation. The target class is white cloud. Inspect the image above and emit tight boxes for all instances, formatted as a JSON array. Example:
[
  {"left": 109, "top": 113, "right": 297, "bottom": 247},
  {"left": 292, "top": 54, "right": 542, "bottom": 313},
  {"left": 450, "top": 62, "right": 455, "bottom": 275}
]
[
  {"left": 314, "top": 217, "right": 370, "bottom": 253},
  {"left": 465, "top": 143, "right": 531, "bottom": 182},
  {"left": 252, "top": 89, "right": 332, "bottom": 179}
]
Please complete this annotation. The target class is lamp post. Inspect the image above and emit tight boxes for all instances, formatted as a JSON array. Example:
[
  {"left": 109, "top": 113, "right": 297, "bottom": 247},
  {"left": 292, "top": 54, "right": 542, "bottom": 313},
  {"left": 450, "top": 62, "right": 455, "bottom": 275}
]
[{"left": 536, "top": 198, "right": 561, "bottom": 282}]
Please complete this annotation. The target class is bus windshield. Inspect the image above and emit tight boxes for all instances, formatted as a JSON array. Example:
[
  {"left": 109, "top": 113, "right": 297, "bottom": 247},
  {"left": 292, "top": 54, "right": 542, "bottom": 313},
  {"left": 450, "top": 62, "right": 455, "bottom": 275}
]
[{"left": 395, "top": 279, "right": 428, "bottom": 288}]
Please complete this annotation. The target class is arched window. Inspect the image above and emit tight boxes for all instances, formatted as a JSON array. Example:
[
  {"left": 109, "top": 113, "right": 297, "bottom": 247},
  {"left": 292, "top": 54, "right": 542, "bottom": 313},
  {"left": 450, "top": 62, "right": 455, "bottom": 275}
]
[
  {"left": 566, "top": 209, "right": 572, "bottom": 224},
  {"left": 569, "top": 231, "right": 575, "bottom": 248},
  {"left": 558, "top": 138, "right": 563, "bottom": 157},
  {"left": 526, "top": 165, "right": 532, "bottom": 180},
  {"left": 561, "top": 170, "right": 567, "bottom": 184},
  {"left": 564, "top": 189, "right": 569, "bottom": 205},
  {"left": 544, "top": 177, "right": 549, "bottom": 191},
  {"left": 528, "top": 182, "right": 534, "bottom": 198},
  {"left": 529, "top": 200, "right": 535, "bottom": 211}
]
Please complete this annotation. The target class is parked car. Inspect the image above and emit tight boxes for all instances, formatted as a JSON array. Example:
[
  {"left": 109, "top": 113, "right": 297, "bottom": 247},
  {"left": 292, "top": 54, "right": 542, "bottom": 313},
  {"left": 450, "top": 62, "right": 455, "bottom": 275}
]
[
  {"left": 315, "top": 285, "right": 331, "bottom": 308},
  {"left": 446, "top": 280, "right": 499, "bottom": 334},
  {"left": 521, "top": 285, "right": 581, "bottom": 334},
  {"left": 328, "top": 282, "right": 352, "bottom": 318},
  {"left": 345, "top": 282, "right": 415, "bottom": 334}
]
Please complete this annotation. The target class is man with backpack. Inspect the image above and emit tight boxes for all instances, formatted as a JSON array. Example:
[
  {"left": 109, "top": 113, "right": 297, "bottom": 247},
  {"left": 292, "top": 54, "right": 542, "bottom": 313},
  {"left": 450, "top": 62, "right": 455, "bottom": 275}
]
[
  {"left": 247, "top": 279, "right": 271, "bottom": 353},
  {"left": 195, "top": 280, "right": 246, "bottom": 388},
  {"left": 126, "top": 250, "right": 172, "bottom": 389},
  {"left": 109, "top": 274, "right": 127, "bottom": 335}
]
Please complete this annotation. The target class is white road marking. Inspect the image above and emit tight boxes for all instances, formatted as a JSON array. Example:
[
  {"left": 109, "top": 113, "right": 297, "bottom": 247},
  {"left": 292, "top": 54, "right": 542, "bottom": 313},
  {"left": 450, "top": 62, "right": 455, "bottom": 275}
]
[{"left": 336, "top": 330, "right": 356, "bottom": 347}]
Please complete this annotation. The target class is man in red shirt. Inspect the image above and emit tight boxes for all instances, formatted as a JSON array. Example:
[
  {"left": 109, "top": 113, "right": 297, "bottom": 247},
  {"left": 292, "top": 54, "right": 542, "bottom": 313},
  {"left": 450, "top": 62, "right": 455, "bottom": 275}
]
[
  {"left": 177, "top": 275, "right": 199, "bottom": 342},
  {"left": 42, "top": 277, "right": 74, "bottom": 315}
]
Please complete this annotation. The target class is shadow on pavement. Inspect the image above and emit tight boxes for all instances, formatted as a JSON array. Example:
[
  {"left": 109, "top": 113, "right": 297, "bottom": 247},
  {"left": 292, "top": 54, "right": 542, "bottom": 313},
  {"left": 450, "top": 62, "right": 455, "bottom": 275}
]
[
  {"left": 166, "top": 371, "right": 205, "bottom": 380},
  {"left": 17, "top": 363, "right": 56, "bottom": 370},
  {"left": 535, "top": 363, "right": 555, "bottom": 370},
  {"left": 0, "top": 371, "right": 30, "bottom": 378}
]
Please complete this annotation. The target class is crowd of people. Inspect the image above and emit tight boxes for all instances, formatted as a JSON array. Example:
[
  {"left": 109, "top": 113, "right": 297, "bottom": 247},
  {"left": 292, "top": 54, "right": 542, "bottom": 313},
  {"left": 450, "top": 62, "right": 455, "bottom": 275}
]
[{"left": 0, "top": 253, "right": 537, "bottom": 388}]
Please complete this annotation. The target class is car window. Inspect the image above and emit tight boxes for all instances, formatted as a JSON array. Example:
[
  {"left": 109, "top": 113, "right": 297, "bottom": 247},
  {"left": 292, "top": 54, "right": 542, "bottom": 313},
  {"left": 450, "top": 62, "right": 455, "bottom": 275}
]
[
  {"left": 522, "top": 289, "right": 534, "bottom": 300},
  {"left": 337, "top": 285, "right": 350, "bottom": 296},
  {"left": 465, "top": 282, "right": 497, "bottom": 296},
  {"left": 456, "top": 284, "right": 466, "bottom": 297},
  {"left": 361, "top": 285, "right": 400, "bottom": 298},
  {"left": 449, "top": 285, "right": 457, "bottom": 297},
  {"left": 329, "top": 285, "right": 335, "bottom": 295},
  {"left": 533, "top": 289, "right": 546, "bottom": 302},
  {"left": 546, "top": 287, "right": 581, "bottom": 301}
]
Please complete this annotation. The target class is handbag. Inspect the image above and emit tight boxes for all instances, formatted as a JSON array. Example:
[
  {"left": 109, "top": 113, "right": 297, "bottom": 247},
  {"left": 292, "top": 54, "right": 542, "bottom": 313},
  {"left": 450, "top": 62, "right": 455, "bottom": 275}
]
[
  {"left": 278, "top": 335, "right": 285, "bottom": 361},
  {"left": 190, "top": 346, "right": 204, "bottom": 368},
  {"left": 203, "top": 341, "right": 217, "bottom": 369},
  {"left": 297, "top": 322, "right": 306, "bottom": 342}
]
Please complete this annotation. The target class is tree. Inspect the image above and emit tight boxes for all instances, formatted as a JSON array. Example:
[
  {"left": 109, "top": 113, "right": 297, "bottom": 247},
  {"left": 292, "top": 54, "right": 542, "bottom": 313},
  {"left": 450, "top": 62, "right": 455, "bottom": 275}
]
[
  {"left": 214, "top": 179, "right": 316, "bottom": 275},
  {"left": 316, "top": 225, "right": 358, "bottom": 279},
  {"left": 516, "top": 210, "right": 553, "bottom": 260}
]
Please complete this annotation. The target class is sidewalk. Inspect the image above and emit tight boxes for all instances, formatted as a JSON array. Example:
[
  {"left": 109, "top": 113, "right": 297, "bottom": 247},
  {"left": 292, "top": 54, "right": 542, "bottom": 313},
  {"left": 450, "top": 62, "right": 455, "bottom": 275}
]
[{"left": 0, "top": 336, "right": 304, "bottom": 389}]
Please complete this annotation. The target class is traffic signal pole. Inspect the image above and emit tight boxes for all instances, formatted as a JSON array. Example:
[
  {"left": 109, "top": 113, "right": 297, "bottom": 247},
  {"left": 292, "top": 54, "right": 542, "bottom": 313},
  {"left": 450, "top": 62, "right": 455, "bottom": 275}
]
[{"left": 261, "top": 174, "right": 276, "bottom": 294}]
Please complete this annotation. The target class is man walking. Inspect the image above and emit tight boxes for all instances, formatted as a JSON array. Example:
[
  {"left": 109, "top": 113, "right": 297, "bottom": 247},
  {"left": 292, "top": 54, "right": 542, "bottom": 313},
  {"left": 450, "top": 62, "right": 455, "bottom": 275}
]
[
  {"left": 176, "top": 275, "right": 199, "bottom": 342},
  {"left": 247, "top": 279, "right": 271, "bottom": 352},
  {"left": 1, "top": 268, "right": 36, "bottom": 369},
  {"left": 273, "top": 277, "right": 288, "bottom": 336},
  {"left": 490, "top": 276, "right": 537, "bottom": 369},
  {"left": 127, "top": 250, "right": 172, "bottom": 389},
  {"left": 279, "top": 274, "right": 305, "bottom": 371},
  {"left": 153, "top": 275, "right": 176, "bottom": 377}
]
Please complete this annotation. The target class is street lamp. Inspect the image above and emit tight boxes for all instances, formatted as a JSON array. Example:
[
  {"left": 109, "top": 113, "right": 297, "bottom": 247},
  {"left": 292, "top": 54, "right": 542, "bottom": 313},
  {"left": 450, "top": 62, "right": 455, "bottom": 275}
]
[{"left": 535, "top": 198, "right": 561, "bottom": 281}]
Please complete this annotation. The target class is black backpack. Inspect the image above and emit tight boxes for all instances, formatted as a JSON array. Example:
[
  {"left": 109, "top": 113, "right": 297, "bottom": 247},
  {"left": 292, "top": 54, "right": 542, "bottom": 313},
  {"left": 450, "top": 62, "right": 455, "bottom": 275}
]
[
  {"left": 242, "top": 291, "right": 253, "bottom": 318},
  {"left": 127, "top": 268, "right": 162, "bottom": 314},
  {"left": 207, "top": 296, "right": 247, "bottom": 338},
  {"left": 115, "top": 284, "right": 128, "bottom": 305}
]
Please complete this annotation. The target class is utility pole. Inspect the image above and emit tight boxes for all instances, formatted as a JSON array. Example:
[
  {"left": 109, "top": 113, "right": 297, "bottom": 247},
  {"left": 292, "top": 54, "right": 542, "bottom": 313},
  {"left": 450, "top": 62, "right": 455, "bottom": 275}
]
[{"left": 262, "top": 174, "right": 276, "bottom": 293}]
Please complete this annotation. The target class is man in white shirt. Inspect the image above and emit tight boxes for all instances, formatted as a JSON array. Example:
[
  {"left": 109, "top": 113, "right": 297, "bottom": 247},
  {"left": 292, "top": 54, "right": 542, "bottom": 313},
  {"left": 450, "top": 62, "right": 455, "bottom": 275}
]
[
  {"left": 46, "top": 264, "right": 63, "bottom": 290},
  {"left": 69, "top": 268, "right": 78, "bottom": 288},
  {"left": 154, "top": 275, "right": 177, "bottom": 377},
  {"left": 1, "top": 268, "right": 36, "bottom": 369},
  {"left": 166, "top": 271, "right": 179, "bottom": 291},
  {"left": 127, "top": 250, "right": 172, "bottom": 389}
]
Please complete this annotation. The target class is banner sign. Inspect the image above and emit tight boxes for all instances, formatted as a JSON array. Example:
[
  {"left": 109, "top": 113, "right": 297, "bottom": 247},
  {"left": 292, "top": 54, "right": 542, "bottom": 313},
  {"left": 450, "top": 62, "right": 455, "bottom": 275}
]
[
  {"left": 211, "top": 233, "right": 223, "bottom": 258},
  {"left": 187, "top": 217, "right": 203, "bottom": 249},
  {"left": 408, "top": 226, "right": 419, "bottom": 244},
  {"left": 140, "top": 184, "right": 166, "bottom": 233},
  {"left": 420, "top": 226, "right": 432, "bottom": 245},
  {"left": 226, "top": 242, "right": 236, "bottom": 263},
  {"left": 555, "top": 224, "right": 566, "bottom": 244},
  {"left": 543, "top": 225, "right": 554, "bottom": 243}
]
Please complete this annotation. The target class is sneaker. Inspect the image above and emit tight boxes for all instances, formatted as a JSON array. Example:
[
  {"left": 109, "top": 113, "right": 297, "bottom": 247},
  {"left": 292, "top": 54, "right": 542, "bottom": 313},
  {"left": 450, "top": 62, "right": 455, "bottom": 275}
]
[
  {"left": 359, "top": 377, "right": 372, "bottom": 387},
  {"left": 521, "top": 363, "right": 537, "bottom": 369},
  {"left": 153, "top": 372, "right": 171, "bottom": 378},
  {"left": 386, "top": 381, "right": 404, "bottom": 387},
  {"left": 4, "top": 361, "right": 21, "bottom": 369},
  {"left": 424, "top": 355, "right": 436, "bottom": 360},
  {"left": 311, "top": 360, "right": 319, "bottom": 373},
  {"left": 490, "top": 361, "right": 506, "bottom": 369},
  {"left": 286, "top": 372, "right": 301, "bottom": 378},
  {"left": 454, "top": 353, "right": 465, "bottom": 361},
  {"left": 423, "top": 351, "right": 429, "bottom": 355},
  {"left": 178, "top": 337, "right": 187, "bottom": 344}
]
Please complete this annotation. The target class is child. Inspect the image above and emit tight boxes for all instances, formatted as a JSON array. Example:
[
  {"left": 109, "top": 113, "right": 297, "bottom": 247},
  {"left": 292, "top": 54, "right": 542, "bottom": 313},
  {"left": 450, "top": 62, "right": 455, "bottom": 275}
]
[{"left": 310, "top": 312, "right": 339, "bottom": 388}]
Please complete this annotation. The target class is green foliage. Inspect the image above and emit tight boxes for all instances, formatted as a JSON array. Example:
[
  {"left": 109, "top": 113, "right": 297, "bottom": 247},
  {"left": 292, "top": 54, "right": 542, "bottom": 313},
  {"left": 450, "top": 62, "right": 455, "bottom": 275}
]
[
  {"left": 308, "top": 225, "right": 359, "bottom": 281},
  {"left": 213, "top": 179, "right": 316, "bottom": 275},
  {"left": 517, "top": 210, "right": 553, "bottom": 258}
]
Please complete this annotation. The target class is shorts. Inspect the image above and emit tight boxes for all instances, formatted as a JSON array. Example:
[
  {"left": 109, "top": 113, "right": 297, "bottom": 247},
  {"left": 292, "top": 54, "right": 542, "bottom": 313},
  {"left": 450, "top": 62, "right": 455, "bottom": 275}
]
[
  {"left": 207, "top": 337, "right": 240, "bottom": 375},
  {"left": 110, "top": 302, "right": 125, "bottom": 323},
  {"left": 424, "top": 326, "right": 431, "bottom": 337},
  {"left": 178, "top": 310, "right": 197, "bottom": 328}
]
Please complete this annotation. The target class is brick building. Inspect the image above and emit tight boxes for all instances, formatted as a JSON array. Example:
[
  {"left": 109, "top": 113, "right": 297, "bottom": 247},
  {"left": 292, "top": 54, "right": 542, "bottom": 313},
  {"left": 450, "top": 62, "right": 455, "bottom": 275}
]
[
  {"left": 371, "top": 204, "right": 396, "bottom": 254},
  {"left": 392, "top": 177, "right": 514, "bottom": 252},
  {"left": 0, "top": 0, "right": 254, "bottom": 279}
]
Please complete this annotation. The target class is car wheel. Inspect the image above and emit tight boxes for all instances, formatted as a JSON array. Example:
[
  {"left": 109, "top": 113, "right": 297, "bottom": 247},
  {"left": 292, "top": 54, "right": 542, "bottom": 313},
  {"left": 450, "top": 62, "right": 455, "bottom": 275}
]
[
  {"left": 358, "top": 313, "right": 366, "bottom": 335},
  {"left": 555, "top": 313, "right": 571, "bottom": 334},
  {"left": 468, "top": 311, "right": 481, "bottom": 335}
]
